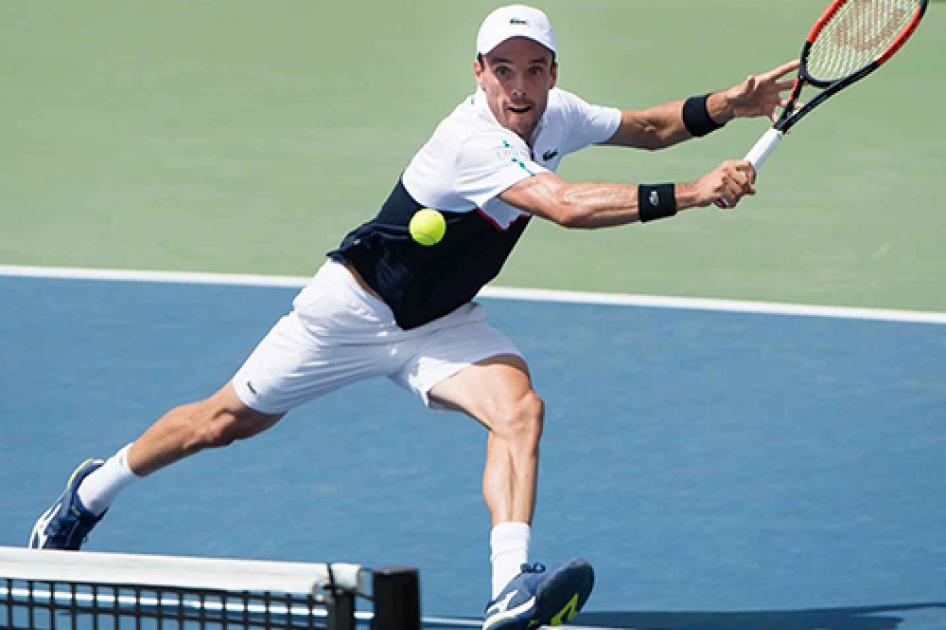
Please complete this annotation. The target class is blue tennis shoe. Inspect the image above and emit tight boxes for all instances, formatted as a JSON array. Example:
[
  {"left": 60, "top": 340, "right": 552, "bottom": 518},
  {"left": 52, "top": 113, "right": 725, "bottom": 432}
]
[
  {"left": 483, "top": 558, "right": 594, "bottom": 630},
  {"left": 29, "top": 458, "right": 107, "bottom": 550}
]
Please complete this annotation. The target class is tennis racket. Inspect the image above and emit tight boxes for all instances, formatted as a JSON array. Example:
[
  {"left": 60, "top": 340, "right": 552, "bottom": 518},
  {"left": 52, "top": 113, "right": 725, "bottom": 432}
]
[{"left": 718, "top": 0, "right": 928, "bottom": 207}]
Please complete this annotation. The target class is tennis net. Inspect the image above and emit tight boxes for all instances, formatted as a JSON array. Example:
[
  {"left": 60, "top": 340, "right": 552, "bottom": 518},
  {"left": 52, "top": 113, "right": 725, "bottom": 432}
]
[{"left": 0, "top": 546, "right": 420, "bottom": 630}]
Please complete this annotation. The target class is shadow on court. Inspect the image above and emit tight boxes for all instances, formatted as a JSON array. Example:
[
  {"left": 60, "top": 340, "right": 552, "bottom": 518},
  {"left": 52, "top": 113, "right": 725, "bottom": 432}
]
[{"left": 571, "top": 603, "right": 946, "bottom": 630}]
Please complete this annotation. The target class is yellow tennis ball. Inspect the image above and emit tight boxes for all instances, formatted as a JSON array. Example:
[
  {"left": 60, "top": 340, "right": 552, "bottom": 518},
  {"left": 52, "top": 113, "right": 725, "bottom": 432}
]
[{"left": 409, "top": 209, "right": 446, "bottom": 246}]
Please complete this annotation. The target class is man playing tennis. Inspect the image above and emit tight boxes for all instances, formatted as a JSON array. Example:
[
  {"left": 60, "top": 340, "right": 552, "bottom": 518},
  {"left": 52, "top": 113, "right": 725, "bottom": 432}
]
[{"left": 31, "top": 5, "right": 797, "bottom": 629}]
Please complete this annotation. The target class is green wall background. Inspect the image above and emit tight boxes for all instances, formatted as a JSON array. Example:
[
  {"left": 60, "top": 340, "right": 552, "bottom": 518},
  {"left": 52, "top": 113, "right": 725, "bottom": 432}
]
[{"left": 2, "top": 1, "right": 944, "bottom": 310}]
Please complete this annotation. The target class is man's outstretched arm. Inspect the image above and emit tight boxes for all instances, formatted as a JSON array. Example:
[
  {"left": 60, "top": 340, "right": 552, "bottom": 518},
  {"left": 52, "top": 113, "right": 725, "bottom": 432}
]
[
  {"left": 499, "top": 160, "right": 756, "bottom": 229},
  {"left": 602, "top": 60, "right": 799, "bottom": 150}
]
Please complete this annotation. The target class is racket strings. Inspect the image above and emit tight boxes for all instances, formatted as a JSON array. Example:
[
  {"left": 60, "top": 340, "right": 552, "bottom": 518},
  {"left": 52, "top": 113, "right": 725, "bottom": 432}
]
[{"left": 808, "top": 0, "right": 919, "bottom": 81}]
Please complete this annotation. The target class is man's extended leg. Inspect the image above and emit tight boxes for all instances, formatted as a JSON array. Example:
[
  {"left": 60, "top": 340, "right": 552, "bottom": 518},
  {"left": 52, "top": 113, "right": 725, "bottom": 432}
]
[
  {"left": 29, "top": 383, "right": 282, "bottom": 550},
  {"left": 431, "top": 355, "right": 542, "bottom": 528},
  {"left": 125, "top": 383, "right": 283, "bottom": 477},
  {"left": 30, "top": 261, "right": 410, "bottom": 551},
  {"left": 429, "top": 355, "right": 593, "bottom": 629}
]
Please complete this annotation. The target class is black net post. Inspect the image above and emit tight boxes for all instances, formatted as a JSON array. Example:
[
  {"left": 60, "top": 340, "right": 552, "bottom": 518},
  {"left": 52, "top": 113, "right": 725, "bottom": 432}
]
[
  {"left": 371, "top": 567, "right": 420, "bottom": 630},
  {"left": 324, "top": 584, "right": 355, "bottom": 630}
]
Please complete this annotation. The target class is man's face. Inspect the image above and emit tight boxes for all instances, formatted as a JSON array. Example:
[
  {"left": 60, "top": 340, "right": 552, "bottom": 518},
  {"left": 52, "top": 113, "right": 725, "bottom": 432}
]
[{"left": 474, "top": 37, "right": 557, "bottom": 144}]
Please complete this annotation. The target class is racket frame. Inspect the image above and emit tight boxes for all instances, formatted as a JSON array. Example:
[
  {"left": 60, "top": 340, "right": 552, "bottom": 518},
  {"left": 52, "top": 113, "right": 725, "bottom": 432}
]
[
  {"left": 717, "top": 0, "right": 928, "bottom": 205},
  {"left": 773, "top": 0, "right": 928, "bottom": 135}
]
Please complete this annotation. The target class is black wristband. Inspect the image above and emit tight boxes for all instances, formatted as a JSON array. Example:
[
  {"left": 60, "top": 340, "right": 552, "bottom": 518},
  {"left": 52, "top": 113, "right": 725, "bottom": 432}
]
[
  {"left": 682, "top": 94, "right": 725, "bottom": 137},
  {"left": 638, "top": 183, "right": 677, "bottom": 223}
]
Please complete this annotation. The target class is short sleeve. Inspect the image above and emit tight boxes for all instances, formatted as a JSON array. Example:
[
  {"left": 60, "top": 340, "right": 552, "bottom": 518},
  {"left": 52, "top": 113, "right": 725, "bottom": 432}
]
[
  {"left": 454, "top": 132, "right": 550, "bottom": 209},
  {"left": 557, "top": 90, "right": 621, "bottom": 155}
]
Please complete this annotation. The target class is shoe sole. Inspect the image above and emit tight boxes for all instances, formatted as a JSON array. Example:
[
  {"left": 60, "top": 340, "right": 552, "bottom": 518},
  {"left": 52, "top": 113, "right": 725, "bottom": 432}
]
[
  {"left": 483, "top": 595, "right": 539, "bottom": 630},
  {"left": 533, "top": 559, "right": 594, "bottom": 627},
  {"left": 28, "top": 503, "right": 59, "bottom": 549},
  {"left": 28, "top": 458, "right": 104, "bottom": 550}
]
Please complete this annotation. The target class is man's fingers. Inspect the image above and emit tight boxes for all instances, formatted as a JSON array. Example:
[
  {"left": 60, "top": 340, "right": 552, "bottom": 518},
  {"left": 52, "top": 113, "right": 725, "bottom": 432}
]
[
  {"left": 726, "top": 185, "right": 745, "bottom": 208},
  {"left": 774, "top": 79, "right": 795, "bottom": 92},
  {"left": 708, "top": 160, "right": 758, "bottom": 209},
  {"left": 710, "top": 176, "right": 737, "bottom": 209},
  {"left": 714, "top": 183, "right": 753, "bottom": 209},
  {"left": 727, "top": 179, "right": 755, "bottom": 207},
  {"left": 733, "top": 160, "right": 757, "bottom": 183},
  {"left": 761, "top": 59, "right": 801, "bottom": 81},
  {"left": 778, "top": 98, "right": 805, "bottom": 112},
  {"left": 728, "top": 162, "right": 756, "bottom": 203},
  {"left": 719, "top": 176, "right": 746, "bottom": 207}
]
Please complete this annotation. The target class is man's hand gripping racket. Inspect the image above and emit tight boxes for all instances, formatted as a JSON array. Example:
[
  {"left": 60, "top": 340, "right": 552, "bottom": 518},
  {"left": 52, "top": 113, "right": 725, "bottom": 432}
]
[{"left": 716, "top": 0, "right": 929, "bottom": 209}]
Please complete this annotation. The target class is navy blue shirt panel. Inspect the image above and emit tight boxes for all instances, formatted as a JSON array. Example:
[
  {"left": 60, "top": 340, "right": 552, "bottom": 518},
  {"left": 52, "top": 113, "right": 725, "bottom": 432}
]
[{"left": 328, "top": 178, "right": 530, "bottom": 330}]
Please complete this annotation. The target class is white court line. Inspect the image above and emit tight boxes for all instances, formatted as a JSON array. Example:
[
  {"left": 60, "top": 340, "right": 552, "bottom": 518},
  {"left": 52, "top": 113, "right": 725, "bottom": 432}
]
[
  {"left": 0, "top": 264, "right": 310, "bottom": 288},
  {"left": 1, "top": 264, "right": 945, "bottom": 326}
]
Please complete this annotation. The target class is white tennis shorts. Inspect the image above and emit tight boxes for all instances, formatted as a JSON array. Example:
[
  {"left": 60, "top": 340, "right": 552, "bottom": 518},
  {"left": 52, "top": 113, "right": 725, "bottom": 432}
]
[{"left": 231, "top": 260, "right": 522, "bottom": 414}]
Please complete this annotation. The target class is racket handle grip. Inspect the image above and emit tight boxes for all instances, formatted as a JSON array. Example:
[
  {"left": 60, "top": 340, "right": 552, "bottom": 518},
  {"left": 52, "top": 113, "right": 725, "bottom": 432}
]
[
  {"left": 744, "top": 128, "right": 784, "bottom": 170},
  {"left": 715, "top": 128, "right": 785, "bottom": 208}
]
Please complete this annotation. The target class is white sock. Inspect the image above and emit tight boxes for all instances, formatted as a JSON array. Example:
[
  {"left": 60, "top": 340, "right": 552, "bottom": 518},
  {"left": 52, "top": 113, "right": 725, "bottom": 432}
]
[
  {"left": 76, "top": 444, "right": 141, "bottom": 516},
  {"left": 490, "top": 522, "right": 531, "bottom": 598}
]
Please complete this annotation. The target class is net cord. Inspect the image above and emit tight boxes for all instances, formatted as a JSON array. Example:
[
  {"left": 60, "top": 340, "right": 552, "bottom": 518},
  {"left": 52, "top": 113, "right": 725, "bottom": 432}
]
[{"left": 0, "top": 547, "right": 368, "bottom": 598}]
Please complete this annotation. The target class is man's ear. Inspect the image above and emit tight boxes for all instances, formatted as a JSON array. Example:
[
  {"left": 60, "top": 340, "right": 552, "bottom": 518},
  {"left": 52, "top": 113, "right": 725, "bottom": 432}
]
[
  {"left": 473, "top": 56, "right": 486, "bottom": 88},
  {"left": 550, "top": 61, "right": 558, "bottom": 89}
]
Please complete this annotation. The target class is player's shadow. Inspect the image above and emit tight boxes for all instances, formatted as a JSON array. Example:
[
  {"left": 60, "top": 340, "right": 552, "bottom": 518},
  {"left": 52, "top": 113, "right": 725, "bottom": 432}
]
[{"left": 572, "top": 603, "right": 946, "bottom": 630}]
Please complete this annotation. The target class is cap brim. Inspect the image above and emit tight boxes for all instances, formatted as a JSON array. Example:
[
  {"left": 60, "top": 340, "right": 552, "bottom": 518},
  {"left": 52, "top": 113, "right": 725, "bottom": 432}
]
[{"left": 478, "top": 33, "right": 556, "bottom": 56}]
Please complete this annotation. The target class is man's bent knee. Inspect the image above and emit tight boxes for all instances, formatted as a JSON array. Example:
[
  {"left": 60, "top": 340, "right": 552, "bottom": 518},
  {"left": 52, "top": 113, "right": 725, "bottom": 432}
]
[
  {"left": 182, "top": 397, "right": 282, "bottom": 452},
  {"left": 493, "top": 391, "right": 545, "bottom": 447}
]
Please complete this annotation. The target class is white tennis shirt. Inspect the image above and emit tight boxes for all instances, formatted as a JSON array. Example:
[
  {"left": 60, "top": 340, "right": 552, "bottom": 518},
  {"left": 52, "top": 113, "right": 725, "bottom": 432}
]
[
  {"left": 405, "top": 87, "right": 621, "bottom": 229},
  {"left": 330, "top": 87, "right": 620, "bottom": 329}
]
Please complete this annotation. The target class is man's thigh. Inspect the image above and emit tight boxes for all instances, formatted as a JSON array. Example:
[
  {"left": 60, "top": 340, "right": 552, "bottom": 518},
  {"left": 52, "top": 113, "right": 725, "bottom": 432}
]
[
  {"left": 426, "top": 354, "right": 534, "bottom": 429},
  {"left": 231, "top": 311, "right": 400, "bottom": 414},
  {"left": 389, "top": 303, "right": 525, "bottom": 411},
  {"left": 232, "top": 262, "right": 406, "bottom": 415}
]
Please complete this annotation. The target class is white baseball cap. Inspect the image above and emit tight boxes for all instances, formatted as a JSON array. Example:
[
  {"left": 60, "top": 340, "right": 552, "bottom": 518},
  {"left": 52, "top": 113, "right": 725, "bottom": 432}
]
[{"left": 476, "top": 5, "right": 556, "bottom": 56}]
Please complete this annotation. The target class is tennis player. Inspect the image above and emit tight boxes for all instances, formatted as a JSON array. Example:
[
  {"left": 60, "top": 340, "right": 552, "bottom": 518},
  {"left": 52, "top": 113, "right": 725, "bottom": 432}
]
[{"left": 30, "top": 5, "right": 797, "bottom": 629}]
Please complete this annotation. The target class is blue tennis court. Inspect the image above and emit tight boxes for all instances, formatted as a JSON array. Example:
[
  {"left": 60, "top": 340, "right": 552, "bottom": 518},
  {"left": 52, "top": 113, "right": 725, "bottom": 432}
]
[{"left": 1, "top": 274, "right": 944, "bottom": 628}]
